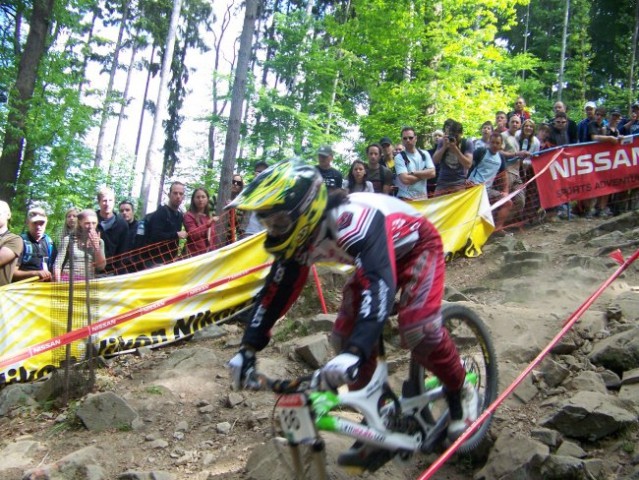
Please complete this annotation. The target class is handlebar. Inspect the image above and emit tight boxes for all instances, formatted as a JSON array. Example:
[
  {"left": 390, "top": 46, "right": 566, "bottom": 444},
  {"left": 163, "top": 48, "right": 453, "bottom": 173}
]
[{"left": 247, "top": 370, "right": 321, "bottom": 394}]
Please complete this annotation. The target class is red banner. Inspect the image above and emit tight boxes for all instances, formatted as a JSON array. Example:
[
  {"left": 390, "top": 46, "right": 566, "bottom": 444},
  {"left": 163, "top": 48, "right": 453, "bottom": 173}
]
[{"left": 532, "top": 135, "right": 639, "bottom": 209}]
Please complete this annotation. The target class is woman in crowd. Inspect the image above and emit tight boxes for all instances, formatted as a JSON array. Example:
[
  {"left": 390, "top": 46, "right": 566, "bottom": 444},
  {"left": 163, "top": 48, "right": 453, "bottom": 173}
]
[
  {"left": 184, "top": 187, "right": 218, "bottom": 256},
  {"left": 517, "top": 119, "right": 542, "bottom": 225},
  {"left": 344, "top": 160, "right": 374, "bottom": 193},
  {"left": 61, "top": 207, "right": 79, "bottom": 238},
  {"left": 517, "top": 119, "right": 541, "bottom": 155},
  {"left": 54, "top": 209, "right": 106, "bottom": 280}
]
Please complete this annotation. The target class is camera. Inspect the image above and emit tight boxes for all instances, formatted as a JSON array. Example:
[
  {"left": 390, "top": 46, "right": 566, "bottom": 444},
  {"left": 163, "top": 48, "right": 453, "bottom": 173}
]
[{"left": 448, "top": 136, "right": 456, "bottom": 142}]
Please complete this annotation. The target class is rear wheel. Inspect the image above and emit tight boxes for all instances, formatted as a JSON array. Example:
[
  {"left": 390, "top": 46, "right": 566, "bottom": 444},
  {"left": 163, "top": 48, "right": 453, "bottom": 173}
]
[{"left": 408, "top": 303, "right": 498, "bottom": 453}]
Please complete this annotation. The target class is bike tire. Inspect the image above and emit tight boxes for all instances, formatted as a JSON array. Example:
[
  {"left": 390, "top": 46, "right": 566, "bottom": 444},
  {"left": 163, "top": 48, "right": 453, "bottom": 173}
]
[{"left": 408, "top": 303, "right": 498, "bottom": 453}]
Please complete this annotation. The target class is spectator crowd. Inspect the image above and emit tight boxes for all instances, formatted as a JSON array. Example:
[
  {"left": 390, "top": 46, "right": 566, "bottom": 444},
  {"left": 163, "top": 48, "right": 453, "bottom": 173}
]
[{"left": 1, "top": 97, "right": 638, "bottom": 287}]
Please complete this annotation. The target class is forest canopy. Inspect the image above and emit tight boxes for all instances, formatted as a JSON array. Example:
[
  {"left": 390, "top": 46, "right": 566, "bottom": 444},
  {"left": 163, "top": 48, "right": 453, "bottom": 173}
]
[{"left": 0, "top": 0, "right": 637, "bottom": 229}]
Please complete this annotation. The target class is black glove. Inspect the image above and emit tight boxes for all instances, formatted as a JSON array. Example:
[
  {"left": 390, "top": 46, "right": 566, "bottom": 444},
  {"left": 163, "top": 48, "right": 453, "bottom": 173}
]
[{"left": 228, "top": 347, "right": 258, "bottom": 390}]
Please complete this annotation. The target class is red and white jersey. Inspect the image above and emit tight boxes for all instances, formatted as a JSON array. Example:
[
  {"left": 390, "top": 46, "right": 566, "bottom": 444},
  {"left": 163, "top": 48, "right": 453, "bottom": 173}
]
[
  {"left": 309, "top": 193, "right": 438, "bottom": 267},
  {"left": 242, "top": 193, "right": 443, "bottom": 354}
]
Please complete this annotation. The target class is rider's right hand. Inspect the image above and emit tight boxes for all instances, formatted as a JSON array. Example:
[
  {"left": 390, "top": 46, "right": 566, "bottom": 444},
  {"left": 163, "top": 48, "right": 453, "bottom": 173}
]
[{"left": 228, "top": 347, "right": 258, "bottom": 390}]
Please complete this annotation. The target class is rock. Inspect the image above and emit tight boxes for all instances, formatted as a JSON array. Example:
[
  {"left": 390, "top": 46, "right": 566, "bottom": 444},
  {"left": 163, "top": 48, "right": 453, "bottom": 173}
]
[
  {"left": 566, "top": 255, "right": 617, "bottom": 272},
  {"left": 192, "top": 323, "right": 226, "bottom": 341},
  {"left": 600, "top": 369, "right": 622, "bottom": 389},
  {"left": 585, "top": 230, "right": 627, "bottom": 248},
  {"left": 513, "top": 373, "right": 538, "bottom": 403},
  {"left": 622, "top": 367, "right": 639, "bottom": 385},
  {"left": 227, "top": 392, "right": 244, "bottom": 407},
  {"left": 540, "top": 454, "right": 585, "bottom": 479},
  {"left": 22, "top": 445, "right": 105, "bottom": 480},
  {"left": 293, "top": 333, "right": 331, "bottom": 368},
  {"left": 34, "top": 369, "right": 89, "bottom": 403},
  {"left": 498, "top": 258, "right": 545, "bottom": 277},
  {"left": 0, "top": 440, "right": 42, "bottom": 471},
  {"left": 618, "top": 383, "right": 639, "bottom": 410},
  {"left": 540, "top": 358, "right": 570, "bottom": 388},
  {"left": 530, "top": 428, "right": 562, "bottom": 448},
  {"left": 307, "top": 314, "right": 336, "bottom": 333},
  {"left": 612, "top": 291, "right": 639, "bottom": 321},
  {"left": 583, "top": 211, "right": 639, "bottom": 238},
  {"left": 160, "top": 347, "right": 218, "bottom": 370},
  {"left": 117, "top": 472, "right": 174, "bottom": 480},
  {"left": 76, "top": 392, "right": 139, "bottom": 432},
  {"left": 136, "top": 346, "right": 153, "bottom": 357},
  {"left": 550, "top": 330, "right": 582, "bottom": 354},
  {"left": 540, "top": 390, "right": 637, "bottom": 440},
  {"left": 575, "top": 311, "right": 608, "bottom": 341},
  {"left": 475, "top": 429, "right": 548, "bottom": 480},
  {"left": 565, "top": 371, "right": 608, "bottom": 394},
  {"left": 606, "top": 305, "right": 623, "bottom": 321},
  {"left": 556, "top": 439, "right": 587, "bottom": 458},
  {"left": 216, "top": 422, "right": 232, "bottom": 434},
  {"left": 589, "top": 327, "right": 639, "bottom": 373},
  {"left": 0, "top": 383, "right": 39, "bottom": 416},
  {"left": 175, "top": 421, "right": 189, "bottom": 432},
  {"left": 444, "top": 285, "right": 470, "bottom": 302},
  {"left": 583, "top": 459, "right": 606, "bottom": 479},
  {"left": 246, "top": 438, "right": 328, "bottom": 480},
  {"left": 148, "top": 439, "right": 169, "bottom": 449}
]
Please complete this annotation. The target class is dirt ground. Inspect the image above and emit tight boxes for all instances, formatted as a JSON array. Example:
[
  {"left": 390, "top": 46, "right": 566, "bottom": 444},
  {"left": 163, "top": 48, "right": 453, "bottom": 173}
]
[{"left": 1, "top": 214, "right": 638, "bottom": 480}]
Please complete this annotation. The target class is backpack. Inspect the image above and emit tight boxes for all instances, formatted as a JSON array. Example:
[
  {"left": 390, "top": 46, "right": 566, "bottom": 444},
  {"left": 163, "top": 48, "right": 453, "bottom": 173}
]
[
  {"left": 20, "top": 233, "right": 54, "bottom": 265},
  {"left": 399, "top": 149, "right": 428, "bottom": 170},
  {"left": 467, "top": 147, "right": 505, "bottom": 179},
  {"left": 134, "top": 212, "right": 155, "bottom": 249}
]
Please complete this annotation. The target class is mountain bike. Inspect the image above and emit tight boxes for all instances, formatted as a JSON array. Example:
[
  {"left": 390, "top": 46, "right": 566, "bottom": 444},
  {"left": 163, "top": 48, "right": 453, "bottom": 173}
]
[{"left": 249, "top": 303, "right": 498, "bottom": 479}]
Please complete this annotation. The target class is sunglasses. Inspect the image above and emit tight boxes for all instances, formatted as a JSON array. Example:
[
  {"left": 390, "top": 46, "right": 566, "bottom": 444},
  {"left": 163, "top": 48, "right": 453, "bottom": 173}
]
[
  {"left": 232, "top": 180, "right": 243, "bottom": 186},
  {"left": 402, "top": 136, "right": 415, "bottom": 141}
]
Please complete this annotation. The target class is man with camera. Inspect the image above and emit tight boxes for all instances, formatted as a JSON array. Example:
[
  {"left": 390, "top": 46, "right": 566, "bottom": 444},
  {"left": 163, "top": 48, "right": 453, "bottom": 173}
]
[{"left": 432, "top": 119, "right": 474, "bottom": 196}]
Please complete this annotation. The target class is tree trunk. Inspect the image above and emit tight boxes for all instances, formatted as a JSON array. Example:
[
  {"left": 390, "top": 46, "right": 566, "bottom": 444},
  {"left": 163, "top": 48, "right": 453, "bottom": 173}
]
[
  {"left": 139, "top": 0, "right": 183, "bottom": 214},
  {"left": 110, "top": 37, "right": 138, "bottom": 172},
  {"left": 0, "top": 0, "right": 55, "bottom": 203},
  {"left": 629, "top": 0, "right": 639, "bottom": 104},
  {"left": 217, "top": 0, "right": 259, "bottom": 215},
  {"left": 77, "top": 7, "right": 98, "bottom": 96},
  {"left": 208, "top": 1, "right": 235, "bottom": 170},
  {"left": 131, "top": 44, "right": 155, "bottom": 197},
  {"left": 94, "top": 0, "right": 129, "bottom": 170},
  {"left": 557, "top": 0, "right": 570, "bottom": 101}
]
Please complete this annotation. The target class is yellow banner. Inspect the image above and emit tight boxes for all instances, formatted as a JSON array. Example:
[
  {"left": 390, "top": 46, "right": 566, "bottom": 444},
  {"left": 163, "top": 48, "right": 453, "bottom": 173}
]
[{"left": 0, "top": 187, "right": 492, "bottom": 384}]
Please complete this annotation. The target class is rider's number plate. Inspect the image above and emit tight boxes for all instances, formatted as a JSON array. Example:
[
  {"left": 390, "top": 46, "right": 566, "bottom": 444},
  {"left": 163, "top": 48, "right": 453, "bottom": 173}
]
[{"left": 276, "top": 393, "right": 316, "bottom": 444}]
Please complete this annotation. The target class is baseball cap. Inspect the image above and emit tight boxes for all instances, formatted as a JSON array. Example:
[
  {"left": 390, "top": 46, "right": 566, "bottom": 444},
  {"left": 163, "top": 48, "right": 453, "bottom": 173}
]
[
  {"left": 584, "top": 101, "right": 596, "bottom": 110},
  {"left": 610, "top": 108, "right": 621, "bottom": 116},
  {"left": 317, "top": 145, "right": 333, "bottom": 157},
  {"left": 379, "top": 137, "right": 392, "bottom": 146},
  {"left": 27, "top": 207, "right": 47, "bottom": 223},
  {"left": 632, "top": 102, "right": 639, "bottom": 109}
]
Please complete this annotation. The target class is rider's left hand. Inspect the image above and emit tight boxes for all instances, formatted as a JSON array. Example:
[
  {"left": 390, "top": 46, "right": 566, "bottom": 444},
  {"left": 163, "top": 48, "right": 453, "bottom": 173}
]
[
  {"left": 228, "top": 347, "right": 257, "bottom": 390},
  {"left": 321, "top": 353, "right": 361, "bottom": 389}
]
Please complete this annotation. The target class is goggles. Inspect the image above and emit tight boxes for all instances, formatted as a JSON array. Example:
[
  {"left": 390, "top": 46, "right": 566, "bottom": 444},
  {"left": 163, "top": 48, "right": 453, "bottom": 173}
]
[{"left": 257, "top": 211, "right": 294, "bottom": 238}]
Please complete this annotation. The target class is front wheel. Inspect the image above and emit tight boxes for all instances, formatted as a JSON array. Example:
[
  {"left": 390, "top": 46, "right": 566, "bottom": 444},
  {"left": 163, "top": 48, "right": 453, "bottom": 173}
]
[{"left": 408, "top": 303, "right": 498, "bottom": 453}]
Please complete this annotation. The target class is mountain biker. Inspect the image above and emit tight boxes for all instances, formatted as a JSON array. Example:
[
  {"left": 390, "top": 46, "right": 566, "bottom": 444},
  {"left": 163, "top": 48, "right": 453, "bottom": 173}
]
[{"left": 227, "top": 159, "right": 479, "bottom": 470}]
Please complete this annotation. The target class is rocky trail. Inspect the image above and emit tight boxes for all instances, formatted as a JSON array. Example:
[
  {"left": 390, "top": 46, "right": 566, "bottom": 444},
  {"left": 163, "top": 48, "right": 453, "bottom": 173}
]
[{"left": 1, "top": 211, "right": 639, "bottom": 480}]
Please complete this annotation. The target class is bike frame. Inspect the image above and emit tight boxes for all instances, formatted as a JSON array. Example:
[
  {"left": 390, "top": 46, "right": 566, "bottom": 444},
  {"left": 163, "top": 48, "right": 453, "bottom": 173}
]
[{"left": 274, "top": 354, "right": 452, "bottom": 454}]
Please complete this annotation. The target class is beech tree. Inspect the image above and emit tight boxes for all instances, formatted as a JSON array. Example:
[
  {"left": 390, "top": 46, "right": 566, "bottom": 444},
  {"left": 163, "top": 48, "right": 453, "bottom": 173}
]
[{"left": 0, "top": 0, "right": 55, "bottom": 204}]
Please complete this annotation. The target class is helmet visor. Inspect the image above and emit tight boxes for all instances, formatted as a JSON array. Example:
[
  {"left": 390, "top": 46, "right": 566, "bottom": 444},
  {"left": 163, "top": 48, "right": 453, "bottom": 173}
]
[{"left": 257, "top": 211, "right": 294, "bottom": 238}]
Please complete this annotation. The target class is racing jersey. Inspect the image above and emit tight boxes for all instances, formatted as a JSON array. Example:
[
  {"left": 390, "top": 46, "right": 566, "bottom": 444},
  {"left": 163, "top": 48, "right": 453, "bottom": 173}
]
[{"left": 242, "top": 193, "right": 442, "bottom": 359}]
